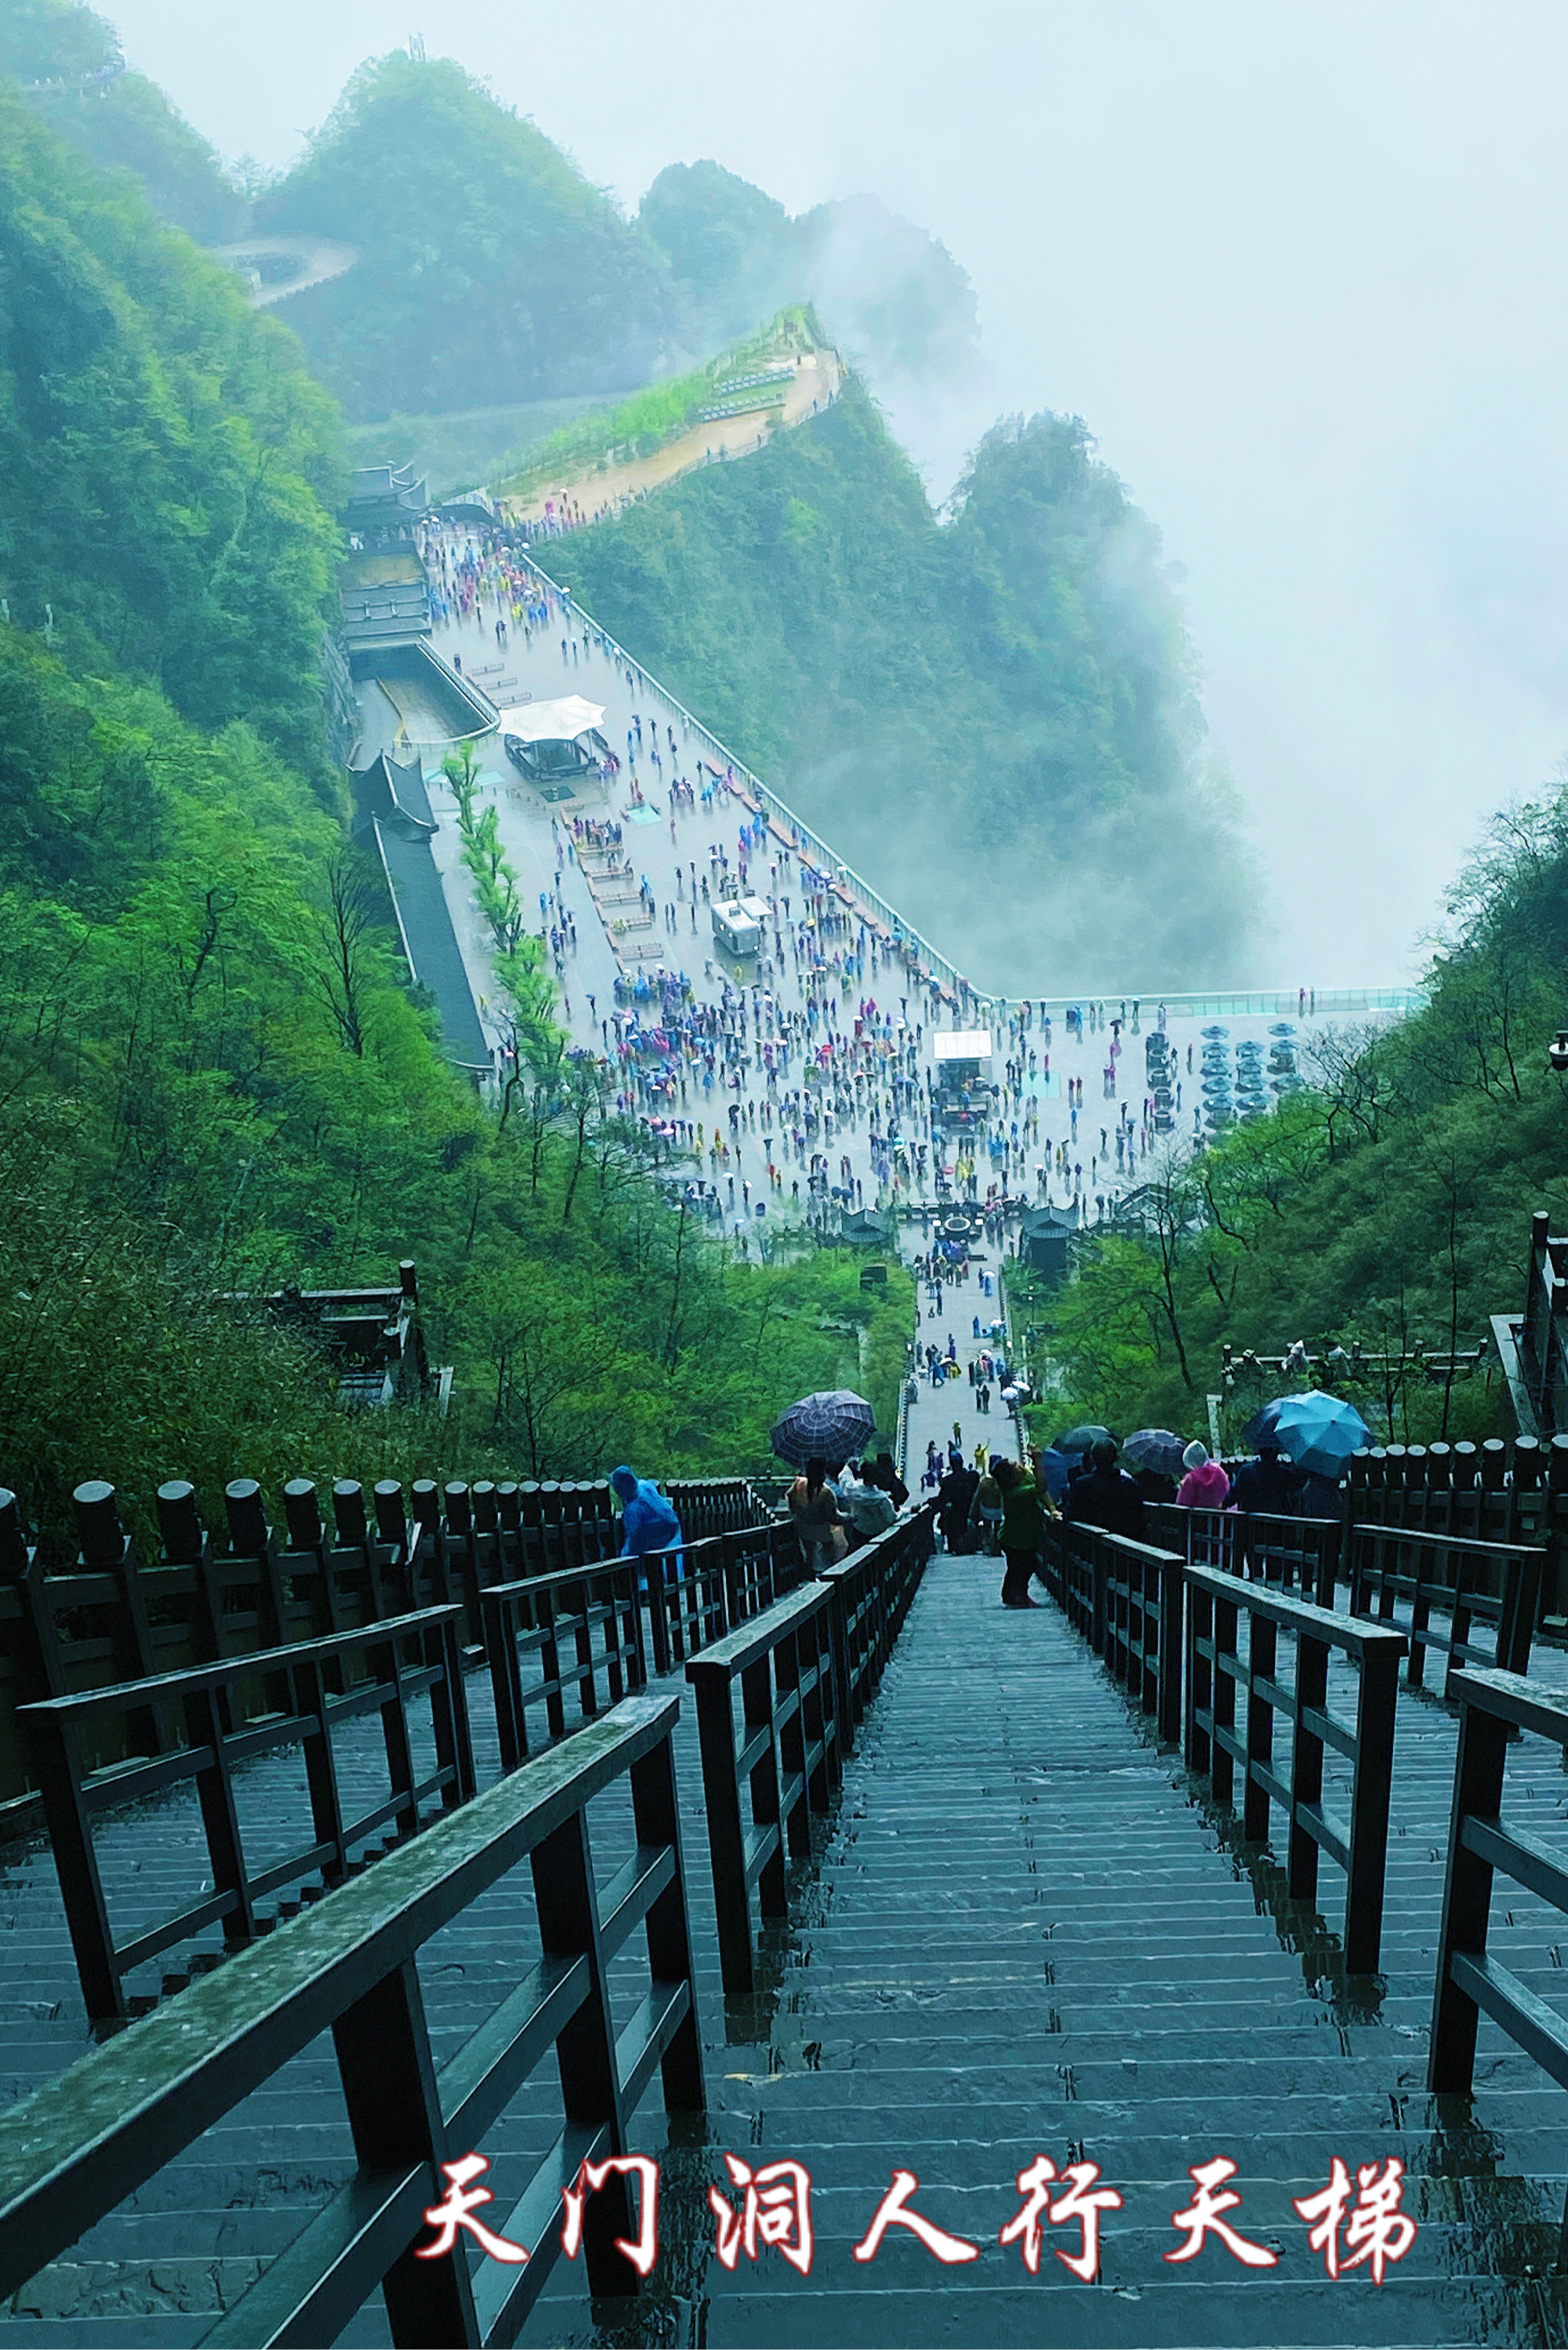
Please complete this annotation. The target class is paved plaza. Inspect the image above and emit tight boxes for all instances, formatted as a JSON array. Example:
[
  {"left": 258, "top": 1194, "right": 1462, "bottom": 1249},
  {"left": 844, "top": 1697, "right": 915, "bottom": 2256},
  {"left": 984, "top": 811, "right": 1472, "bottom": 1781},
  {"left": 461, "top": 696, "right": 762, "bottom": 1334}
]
[{"left": 357, "top": 550, "right": 1347, "bottom": 1284}]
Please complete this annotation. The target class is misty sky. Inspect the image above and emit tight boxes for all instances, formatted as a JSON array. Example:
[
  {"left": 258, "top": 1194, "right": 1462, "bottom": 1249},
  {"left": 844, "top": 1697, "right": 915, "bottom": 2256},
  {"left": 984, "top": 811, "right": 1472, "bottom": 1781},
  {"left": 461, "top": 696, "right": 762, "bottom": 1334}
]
[{"left": 102, "top": 0, "right": 1568, "bottom": 989}]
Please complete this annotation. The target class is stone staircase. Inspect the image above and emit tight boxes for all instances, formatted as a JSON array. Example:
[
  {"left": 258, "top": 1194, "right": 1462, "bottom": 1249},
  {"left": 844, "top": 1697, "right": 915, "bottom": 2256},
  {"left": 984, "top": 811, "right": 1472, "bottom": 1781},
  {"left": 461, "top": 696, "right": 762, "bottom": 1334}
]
[{"left": 3, "top": 1551, "right": 1568, "bottom": 2345}]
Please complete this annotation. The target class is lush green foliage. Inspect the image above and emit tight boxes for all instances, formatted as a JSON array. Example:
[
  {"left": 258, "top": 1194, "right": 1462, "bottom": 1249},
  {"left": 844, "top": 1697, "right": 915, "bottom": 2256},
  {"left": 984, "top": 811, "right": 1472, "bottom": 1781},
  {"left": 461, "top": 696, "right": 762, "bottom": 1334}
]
[
  {"left": 0, "top": 116, "right": 912, "bottom": 1547},
  {"left": 343, "top": 394, "right": 608, "bottom": 500},
  {"left": 1, "top": 0, "right": 241, "bottom": 238},
  {"left": 257, "top": 53, "right": 673, "bottom": 423},
  {"left": 0, "top": 93, "right": 344, "bottom": 779},
  {"left": 641, "top": 162, "right": 979, "bottom": 382},
  {"left": 1030, "top": 799, "right": 1568, "bottom": 1449},
  {"left": 549, "top": 383, "right": 1258, "bottom": 990},
  {"left": 0, "top": 618, "right": 911, "bottom": 1550}
]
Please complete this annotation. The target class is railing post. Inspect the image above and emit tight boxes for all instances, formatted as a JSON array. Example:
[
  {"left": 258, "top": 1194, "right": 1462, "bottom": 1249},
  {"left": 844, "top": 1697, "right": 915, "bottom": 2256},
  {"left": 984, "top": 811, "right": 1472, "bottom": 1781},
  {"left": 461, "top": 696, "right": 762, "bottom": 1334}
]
[
  {"left": 646, "top": 1545, "right": 672, "bottom": 1678},
  {"left": 1428, "top": 1693, "right": 1511, "bottom": 2091},
  {"left": 24, "top": 1705, "right": 122, "bottom": 2024},
  {"left": 156, "top": 1480, "right": 223, "bottom": 1663},
  {"left": 1345, "top": 1637, "right": 1399, "bottom": 1972},
  {"left": 627, "top": 1732, "right": 706, "bottom": 2113},
  {"left": 1211, "top": 1587, "right": 1238, "bottom": 1806},
  {"left": 1185, "top": 1577, "right": 1210, "bottom": 1776},
  {"left": 1497, "top": 1548, "right": 1542, "bottom": 1680},
  {"left": 484, "top": 1585, "right": 526, "bottom": 1772},
  {"left": 1158, "top": 1557, "right": 1183, "bottom": 1745},
  {"left": 74, "top": 1482, "right": 167, "bottom": 1756},
  {"left": 1242, "top": 1613, "right": 1274, "bottom": 1841},
  {"left": 1288, "top": 1629, "right": 1327, "bottom": 1912},
  {"left": 689, "top": 1665, "right": 756, "bottom": 1996},
  {"left": 819, "top": 1563, "right": 856, "bottom": 1759},
  {"left": 334, "top": 1959, "right": 481, "bottom": 2346}
]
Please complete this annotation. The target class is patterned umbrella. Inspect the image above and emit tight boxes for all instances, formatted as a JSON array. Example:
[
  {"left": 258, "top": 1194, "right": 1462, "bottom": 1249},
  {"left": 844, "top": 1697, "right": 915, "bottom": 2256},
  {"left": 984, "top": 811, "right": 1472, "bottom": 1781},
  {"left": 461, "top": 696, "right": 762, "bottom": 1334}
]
[
  {"left": 770, "top": 1389, "right": 877, "bottom": 1471},
  {"left": 1123, "top": 1429, "right": 1188, "bottom": 1477}
]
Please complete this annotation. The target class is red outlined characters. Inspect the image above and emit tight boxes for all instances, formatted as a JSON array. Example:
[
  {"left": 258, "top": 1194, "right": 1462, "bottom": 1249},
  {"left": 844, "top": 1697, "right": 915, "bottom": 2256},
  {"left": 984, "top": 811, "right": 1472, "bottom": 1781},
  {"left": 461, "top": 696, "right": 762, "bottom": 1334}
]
[
  {"left": 1000, "top": 2154, "right": 1124, "bottom": 2282},
  {"left": 416, "top": 2153, "right": 528, "bottom": 2265},
  {"left": 1294, "top": 2158, "right": 1417, "bottom": 2284},
  {"left": 853, "top": 2169, "right": 979, "bottom": 2265},
  {"left": 710, "top": 2154, "right": 815, "bottom": 2276},
  {"left": 1164, "top": 2157, "right": 1277, "bottom": 2268},
  {"left": 559, "top": 2155, "right": 660, "bottom": 2278}
]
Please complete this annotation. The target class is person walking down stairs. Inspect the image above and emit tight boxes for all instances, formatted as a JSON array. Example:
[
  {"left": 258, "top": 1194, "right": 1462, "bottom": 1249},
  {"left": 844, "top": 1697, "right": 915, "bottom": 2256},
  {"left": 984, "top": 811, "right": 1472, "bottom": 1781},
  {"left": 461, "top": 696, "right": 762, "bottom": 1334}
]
[{"left": 994, "top": 1453, "right": 1058, "bottom": 1608}]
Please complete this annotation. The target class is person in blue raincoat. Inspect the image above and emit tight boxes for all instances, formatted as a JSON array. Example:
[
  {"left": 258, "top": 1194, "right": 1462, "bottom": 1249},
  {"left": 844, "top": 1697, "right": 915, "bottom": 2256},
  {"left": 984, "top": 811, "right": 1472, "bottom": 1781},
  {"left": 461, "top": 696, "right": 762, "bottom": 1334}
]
[{"left": 611, "top": 1466, "right": 683, "bottom": 1587}]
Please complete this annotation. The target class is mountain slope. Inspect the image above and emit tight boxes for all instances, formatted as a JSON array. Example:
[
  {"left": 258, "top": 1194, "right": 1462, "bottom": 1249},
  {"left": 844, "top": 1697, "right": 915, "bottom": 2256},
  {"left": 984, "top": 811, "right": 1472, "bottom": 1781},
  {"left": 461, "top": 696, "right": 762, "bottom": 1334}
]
[
  {"left": 641, "top": 159, "right": 978, "bottom": 388},
  {"left": 549, "top": 380, "right": 1258, "bottom": 990},
  {"left": 257, "top": 53, "right": 674, "bottom": 422},
  {"left": 0, "top": 0, "right": 241, "bottom": 238},
  {"left": 0, "top": 85, "right": 343, "bottom": 776}
]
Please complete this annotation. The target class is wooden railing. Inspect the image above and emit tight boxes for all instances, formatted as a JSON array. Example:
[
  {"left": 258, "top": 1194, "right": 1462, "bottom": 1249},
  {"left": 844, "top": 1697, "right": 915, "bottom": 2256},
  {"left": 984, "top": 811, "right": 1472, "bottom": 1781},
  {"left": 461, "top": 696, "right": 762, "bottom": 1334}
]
[
  {"left": 1145, "top": 1502, "right": 1341, "bottom": 1606},
  {"left": 686, "top": 1582, "right": 844, "bottom": 1996},
  {"left": 19, "top": 1604, "right": 473, "bottom": 2025},
  {"left": 481, "top": 1560, "right": 647, "bottom": 1772},
  {"left": 1492, "top": 1208, "right": 1568, "bottom": 1439},
  {"left": 0, "top": 1694, "right": 705, "bottom": 2344},
  {"left": 1348, "top": 1524, "right": 1541, "bottom": 1693},
  {"left": 1053, "top": 1525, "right": 1185, "bottom": 1745},
  {"left": 0, "top": 1476, "right": 793, "bottom": 1839},
  {"left": 681, "top": 1509, "right": 934, "bottom": 1994},
  {"left": 818, "top": 1506, "right": 934, "bottom": 1733},
  {"left": 1180, "top": 1565, "right": 1405, "bottom": 1972},
  {"left": 1429, "top": 1666, "right": 1568, "bottom": 2105},
  {"left": 1040, "top": 1520, "right": 1406, "bottom": 1973}
]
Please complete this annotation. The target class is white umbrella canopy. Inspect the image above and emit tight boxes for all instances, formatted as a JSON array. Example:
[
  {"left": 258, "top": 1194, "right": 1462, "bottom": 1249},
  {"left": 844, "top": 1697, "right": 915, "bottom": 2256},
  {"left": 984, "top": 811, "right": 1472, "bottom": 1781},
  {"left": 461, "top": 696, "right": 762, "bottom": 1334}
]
[{"left": 495, "top": 696, "right": 605, "bottom": 742}]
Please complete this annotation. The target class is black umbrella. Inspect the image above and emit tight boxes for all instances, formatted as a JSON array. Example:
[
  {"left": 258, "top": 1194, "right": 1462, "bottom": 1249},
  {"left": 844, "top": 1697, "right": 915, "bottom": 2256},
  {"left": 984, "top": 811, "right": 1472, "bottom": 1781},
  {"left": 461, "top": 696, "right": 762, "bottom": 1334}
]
[
  {"left": 1240, "top": 1397, "right": 1284, "bottom": 1448},
  {"left": 1052, "top": 1423, "right": 1112, "bottom": 1458},
  {"left": 771, "top": 1389, "right": 876, "bottom": 1470}
]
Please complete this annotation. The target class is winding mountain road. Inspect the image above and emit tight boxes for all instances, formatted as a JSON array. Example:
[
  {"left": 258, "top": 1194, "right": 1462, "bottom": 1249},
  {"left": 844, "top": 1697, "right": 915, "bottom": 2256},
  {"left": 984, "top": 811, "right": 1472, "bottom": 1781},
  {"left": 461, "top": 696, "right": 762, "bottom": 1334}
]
[{"left": 203, "top": 234, "right": 359, "bottom": 307}]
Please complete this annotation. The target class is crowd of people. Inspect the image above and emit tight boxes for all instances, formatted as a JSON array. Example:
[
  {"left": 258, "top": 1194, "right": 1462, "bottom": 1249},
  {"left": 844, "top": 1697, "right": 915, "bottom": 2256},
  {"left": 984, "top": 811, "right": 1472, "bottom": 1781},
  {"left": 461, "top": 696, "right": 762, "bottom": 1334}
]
[
  {"left": 931, "top": 1430, "right": 1318, "bottom": 1611},
  {"left": 422, "top": 518, "right": 1192, "bottom": 1243}
]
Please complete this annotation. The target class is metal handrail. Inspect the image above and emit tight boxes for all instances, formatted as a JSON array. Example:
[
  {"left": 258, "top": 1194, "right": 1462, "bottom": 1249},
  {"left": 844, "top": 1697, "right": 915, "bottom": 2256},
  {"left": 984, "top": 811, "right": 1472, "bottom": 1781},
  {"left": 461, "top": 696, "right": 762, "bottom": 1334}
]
[{"left": 511, "top": 558, "right": 1424, "bottom": 1022}]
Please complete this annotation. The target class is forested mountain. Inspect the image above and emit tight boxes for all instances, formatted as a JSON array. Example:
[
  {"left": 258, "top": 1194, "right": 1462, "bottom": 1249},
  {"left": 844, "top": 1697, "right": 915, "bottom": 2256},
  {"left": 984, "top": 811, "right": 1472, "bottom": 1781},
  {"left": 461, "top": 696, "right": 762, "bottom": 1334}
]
[
  {"left": 549, "top": 383, "right": 1257, "bottom": 990},
  {"left": 1029, "top": 797, "right": 1568, "bottom": 1448},
  {"left": 0, "top": 0, "right": 241, "bottom": 238},
  {"left": 641, "top": 161, "right": 979, "bottom": 386},
  {"left": 0, "top": 88, "right": 342, "bottom": 779},
  {"left": 256, "top": 54, "right": 676, "bottom": 422},
  {"left": 0, "top": 101, "right": 909, "bottom": 1542}
]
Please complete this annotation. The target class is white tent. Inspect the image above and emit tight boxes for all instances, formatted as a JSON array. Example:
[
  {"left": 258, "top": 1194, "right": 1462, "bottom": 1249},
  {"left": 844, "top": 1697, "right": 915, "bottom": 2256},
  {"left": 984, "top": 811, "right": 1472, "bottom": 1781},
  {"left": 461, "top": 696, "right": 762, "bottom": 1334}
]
[{"left": 495, "top": 696, "right": 605, "bottom": 743}]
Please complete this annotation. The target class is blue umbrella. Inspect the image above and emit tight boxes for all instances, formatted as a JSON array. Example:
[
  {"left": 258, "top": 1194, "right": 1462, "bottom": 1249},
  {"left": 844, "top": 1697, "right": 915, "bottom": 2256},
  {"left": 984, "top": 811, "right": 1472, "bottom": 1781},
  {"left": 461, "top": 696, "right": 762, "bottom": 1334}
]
[
  {"left": 1270, "top": 1392, "right": 1372, "bottom": 1479},
  {"left": 1032, "top": 1447, "right": 1073, "bottom": 1502},
  {"left": 771, "top": 1389, "right": 876, "bottom": 1470}
]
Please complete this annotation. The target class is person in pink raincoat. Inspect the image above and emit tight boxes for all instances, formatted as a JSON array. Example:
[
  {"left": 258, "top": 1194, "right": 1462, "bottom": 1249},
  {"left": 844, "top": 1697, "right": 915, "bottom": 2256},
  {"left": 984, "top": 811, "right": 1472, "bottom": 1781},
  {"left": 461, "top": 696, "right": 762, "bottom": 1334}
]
[{"left": 1175, "top": 1441, "right": 1231, "bottom": 1509}]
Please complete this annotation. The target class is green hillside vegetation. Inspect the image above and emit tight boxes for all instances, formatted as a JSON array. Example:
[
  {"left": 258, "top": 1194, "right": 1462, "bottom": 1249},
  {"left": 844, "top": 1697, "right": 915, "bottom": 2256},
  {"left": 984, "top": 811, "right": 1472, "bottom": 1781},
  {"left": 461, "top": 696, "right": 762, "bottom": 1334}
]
[
  {"left": 0, "top": 107, "right": 911, "bottom": 1549},
  {"left": 1, "top": 0, "right": 241, "bottom": 239},
  {"left": 1027, "top": 796, "right": 1568, "bottom": 1449},
  {"left": 0, "top": 89, "right": 343, "bottom": 782},
  {"left": 547, "top": 381, "right": 1257, "bottom": 991},
  {"left": 257, "top": 53, "right": 674, "bottom": 423},
  {"left": 492, "top": 310, "right": 819, "bottom": 501},
  {"left": 641, "top": 162, "right": 978, "bottom": 383},
  {"left": 342, "top": 394, "right": 607, "bottom": 501}
]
